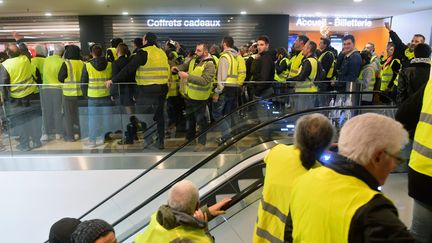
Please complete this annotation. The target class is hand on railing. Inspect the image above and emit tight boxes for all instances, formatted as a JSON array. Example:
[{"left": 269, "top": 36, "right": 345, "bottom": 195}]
[{"left": 208, "top": 197, "right": 231, "bottom": 216}]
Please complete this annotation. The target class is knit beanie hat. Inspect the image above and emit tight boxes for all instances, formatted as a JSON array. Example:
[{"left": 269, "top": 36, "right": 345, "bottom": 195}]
[
  {"left": 48, "top": 217, "right": 81, "bottom": 243},
  {"left": 414, "top": 43, "right": 432, "bottom": 58},
  {"left": 71, "top": 219, "right": 114, "bottom": 243}
]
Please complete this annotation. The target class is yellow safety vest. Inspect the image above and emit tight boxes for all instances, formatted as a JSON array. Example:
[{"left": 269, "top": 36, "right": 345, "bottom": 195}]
[
  {"left": 63, "top": 60, "right": 84, "bottom": 97},
  {"left": 134, "top": 212, "right": 213, "bottom": 243},
  {"left": 290, "top": 166, "right": 380, "bottom": 243},
  {"left": 253, "top": 145, "right": 319, "bottom": 243},
  {"left": 220, "top": 51, "right": 242, "bottom": 86},
  {"left": 237, "top": 54, "right": 247, "bottom": 84},
  {"left": 106, "top": 47, "right": 118, "bottom": 61},
  {"left": 31, "top": 56, "right": 45, "bottom": 80},
  {"left": 274, "top": 57, "right": 290, "bottom": 83},
  {"left": 135, "top": 46, "right": 169, "bottom": 85},
  {"left": 288, "top": 52, "right": 304, "bottom": 78},
  {"left": 182, "top": 58, "right": 213, "bottom": 100},
  {"left": 2, "top": 55, "right": 38, "bottom": 99},
  {"left": 167, "top": 72, "right": 179, "bottom": 97},
  {"left": 380, "top": 58, "right": 401, "bottom": 91},
  {"left": 86, "top": 62, "right": 111, "bottom": 98},
  {"left": 212, "top": 55, "right": 219, "bottom": 67},
  {"left": 405, "top": 48, "right": 415, "bottom": 60},
  {"left": 358, "top": 64, "right": 376, "bottom": 91},
  {"left": 295, "top": 57, "right": 318, "bottom": 92},
  {"left": 410, "top": 67, "right": 432, "bottom": 177},
  {"left": 42, "top": 54, "right": 64, "bottom": 89},
  {"left": 318, "top": 51, "right": 335, "bottom": 79}
]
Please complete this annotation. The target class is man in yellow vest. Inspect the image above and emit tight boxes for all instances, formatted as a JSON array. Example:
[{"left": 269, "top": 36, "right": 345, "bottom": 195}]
[
  {"left": 135, "top": 180, "right": 230, "bottom": 243},
  {"left": 166, "top": 48, "right": 184, "bottom": 137},
  {"left": 40, "top": 44, "right": 64, "bottom": 141},
  {"left": 58, "top": 45, "right": 84, "bottom": 142},
  {"left": 106, "top": 37, "right": 123, "bottom": 62},
  {"left": 358, "top": 50, "right": 376, "bottom": 105},
  {"left": 288, "top": 113, "right": 417, "bottom": 242},
  {"left": 212, "top": 36, "right": 246, "bottom": 145},
  {"left": 318, "top": 37, "right": 338, "bottom": 90},
  {"left": 287, "top": 35, "right": 309, "bottom": 79},
  {"left": 107, "top": 32, "right": 169, "bottom": 150},
  {"left": 380, "top": 42, "right": 401, "bottom": 103},
  {"left": 173, "top": 42, "right": 216, "bottom": 152},
  {"left": 253, "top": 113, "right": 334, "bottom": 243},
  {"left": 385, "top": 22, "right": 425, "bottom": 68},
  {"left": 0, "top": 43, "right": 41, "bottom": 151},
  {"left": 81, "top": 44, "right": 113, "bottom": 148},
  {"left": 287, "top": 40, "right": 320, "bottom": 111},
  {"left": 31, "top": 45, "right": 47, "bottom": 84},
  {"left": 396, "top": 67, "right": 432, "bottom": 242}
]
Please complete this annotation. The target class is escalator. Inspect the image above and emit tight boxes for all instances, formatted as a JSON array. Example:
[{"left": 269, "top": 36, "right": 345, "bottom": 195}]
[{"left": 83, "top": 104, "right": 397, "bottom": 242}]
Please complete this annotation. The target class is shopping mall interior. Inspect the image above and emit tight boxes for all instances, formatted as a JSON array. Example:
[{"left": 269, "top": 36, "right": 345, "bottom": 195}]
[{"left": 0, "top": 0, "right": 431, "bottom": 242}]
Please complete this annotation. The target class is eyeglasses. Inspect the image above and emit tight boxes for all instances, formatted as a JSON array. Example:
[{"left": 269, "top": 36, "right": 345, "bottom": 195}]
[{"left": 384, "top": 151, "right": 405, "bottom": 164}]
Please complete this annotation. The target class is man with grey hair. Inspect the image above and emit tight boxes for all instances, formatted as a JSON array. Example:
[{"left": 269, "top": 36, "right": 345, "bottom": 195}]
[
  {"left": 135, "top": 180, "right": 230, "bottom": 243},
  {"left": 254, "top": 113, "right": 334, "bottom": 243},
  {"left": 288, "top": 113, "right": 419, "bottom": 242},
  {"left": 40, "top": 44, "right": 65, "bottom": 141}
]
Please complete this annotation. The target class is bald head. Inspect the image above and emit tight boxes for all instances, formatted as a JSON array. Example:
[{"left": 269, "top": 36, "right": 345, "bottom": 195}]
[{"left": 167, "top": 180, "right": 199, "bottom": 215}]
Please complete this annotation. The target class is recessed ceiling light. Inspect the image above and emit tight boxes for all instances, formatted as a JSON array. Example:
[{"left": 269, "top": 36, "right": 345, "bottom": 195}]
[
  {"left": 45, "top": 12, "right": 52, "bottom": 16},
  {"left": 97, "top": 0, "right": 105, "bottom": 2},
  {"left": 0, "top": 1, "right": 4, "bottom": 4},
  {"left": 122, "top": 11, "right": 129, "bottom": 15},
  {"left": 353, "top": 0, "right": 362, "bottom": 2},
  {"left": 240, "top": 11, "right": 247, "bottom": 15}
]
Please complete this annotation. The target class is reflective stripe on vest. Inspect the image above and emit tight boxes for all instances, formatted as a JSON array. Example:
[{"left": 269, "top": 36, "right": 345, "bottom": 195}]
[
  {"left": 358, "top": 64, "right": 376, "bottom": 91},
  {"left": 42, "top": 54, "right": 64, "bottom": 89},
  {"left": 183, "top": 58, "right": 212, "bottom": 100},
  {"left": 31, "top": 56, "right": 45, "bottom": 80},
  {"left": 220, "top": 51, "right": 242, "bottom": 86},
  {"left": 2, "top": 55, "right": 38, "bottom": 98},
  {"left": 380, "top": 58, "right": 400, "bottom": 91},
  {"left": 253, "top": 145, "right": 319, "bottom": 243},
  {"left": 318, "top": 51, "right": 335, "bottom": 79},
  {"left": 288, "top": 52, "right": 304, "bottom": 78},
  {"left": 274, "top": 57, "right": 290, "bottom": 82},
  {"left": 135, "top": 46, "right": 169, "bottom": 85},
  {"left": 405, "top": 48, "right": 415, "bottom": 60},
  {"left": 134, "top": 212, "right": 213, "bottom": 243},
  {"left": 106, "top": 47, "right": 118, "bottom": 61},
  {"left": 63, "top": 60, "right": 84, "bottom": 97},
  {"left": 295, "top": 57, "right": 318, "bottom": 93},
  {"left": 410, "top": 67, "right": 432, "bottom": 177},
  {"left": 290, "top": 166, "right": 380, "bottom": 243},
  {"left": 86, "top": 62, "right": 111, "bottom": 98}
]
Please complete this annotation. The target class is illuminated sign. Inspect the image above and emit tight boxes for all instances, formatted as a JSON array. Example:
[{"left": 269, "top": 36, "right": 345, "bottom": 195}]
[
  {"left": 295, "top": 17, "right": 372, "bottom": 27},
  {"left": 147, "top": 19, "right": 221, "bottom": 27}
]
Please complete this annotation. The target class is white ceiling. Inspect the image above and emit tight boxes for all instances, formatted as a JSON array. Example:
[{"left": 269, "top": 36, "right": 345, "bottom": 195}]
[{"left": 0, "top": 0, "right": 431, "bottom": 18}]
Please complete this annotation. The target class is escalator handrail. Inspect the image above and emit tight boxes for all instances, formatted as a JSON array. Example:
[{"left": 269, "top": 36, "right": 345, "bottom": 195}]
[
  {"left": 119, "top": 161, "right": 265, "bottom": 242},
  {"left": 77, "top": 91, "right": 390, "bottom": 220},
  {"left": 110, "top": 105, "right": 397, "bottom": 228}
]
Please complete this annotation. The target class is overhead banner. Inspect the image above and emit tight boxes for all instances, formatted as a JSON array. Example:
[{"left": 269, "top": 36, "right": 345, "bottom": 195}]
[{"left": 146, "top": 18, "right": 222, "bottom": 28}]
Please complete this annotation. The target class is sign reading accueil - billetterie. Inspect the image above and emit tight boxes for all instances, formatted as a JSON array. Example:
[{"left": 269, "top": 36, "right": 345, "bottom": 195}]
[
  {"left": 147, "top": 19, "right": 221, "bottom": 27},
  {"left": 295, "top": 17, "right": 372, "bottom": 27}
]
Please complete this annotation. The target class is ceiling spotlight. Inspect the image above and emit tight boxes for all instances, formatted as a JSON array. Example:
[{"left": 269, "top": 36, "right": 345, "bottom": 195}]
[
  {"left": 97, "top": 0, "right": 105, "bottom": 2},
  {"left": 122, "top": 11, "right": 129, "bottom": 15},
  {"left": 0, "top": 1, "right": 4, "bottom": 4},
  {"left": 353, "top": 0, "right": 362, "bottom": 2},
  {"left": 45, "top": 12, "right": 52, "bottom": 16},
  {"left": 240, "top": 11, "right": 247, "bottom": 15}
]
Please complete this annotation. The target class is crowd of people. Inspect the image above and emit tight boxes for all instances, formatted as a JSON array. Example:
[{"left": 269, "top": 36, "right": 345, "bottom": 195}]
[{"left": 0, "top": 22, "right": 430, "bottom": 152}]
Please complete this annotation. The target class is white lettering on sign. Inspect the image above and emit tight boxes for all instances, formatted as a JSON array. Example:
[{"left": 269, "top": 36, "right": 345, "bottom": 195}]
[
  {"left": 147, "top": 19, "right": 221, "bottom": 27},
  {"left": 295, "top": 17, "right": 372, "bottom": 28}
]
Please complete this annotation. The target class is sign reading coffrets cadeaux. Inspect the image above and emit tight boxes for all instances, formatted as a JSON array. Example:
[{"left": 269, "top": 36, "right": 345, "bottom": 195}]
[{"left": 146, "top": 18, "right": 221, "bottom": 28}]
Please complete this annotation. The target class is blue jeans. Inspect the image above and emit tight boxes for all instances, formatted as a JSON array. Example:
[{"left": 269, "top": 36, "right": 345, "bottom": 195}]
[
  {"left": 212, "top": 93, "right": 238, "bottom": 140},
  {"left": 88, "top": 98, "right": 113, "bottom": 142},
  {"left": 411, "top": 200, "right": 432, "bottom": 243}
]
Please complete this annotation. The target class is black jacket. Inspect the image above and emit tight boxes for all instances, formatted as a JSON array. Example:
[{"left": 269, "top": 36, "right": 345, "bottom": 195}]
[
  {"left": 285, "top": 154, "right": 418, "bottom": 243},
  {"left": 252, "top": 50, "right": 275, "bottom": 97},
  {"left": 397, "top": 58, "right": 431, "bottom": 104},
  {"left": 319, "top": 46, "right": 337, "bottom": 81},
  {"left": 389, "top": 30, "right": 411, "bottom": 68}
]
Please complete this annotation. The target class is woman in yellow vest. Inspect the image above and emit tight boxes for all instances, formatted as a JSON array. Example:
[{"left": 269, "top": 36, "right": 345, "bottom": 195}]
[
  {"left": 81, "top": 44, "right": 112, "bottom": 148},
  {"left": 253, "top": 113, "right": 334, "bottom": 243},
  {"left": 58, "top": 45, "right": 85, "bottom": 142},
  {"left": 288, "top": 113, "right": 416, "bottom": 242}
]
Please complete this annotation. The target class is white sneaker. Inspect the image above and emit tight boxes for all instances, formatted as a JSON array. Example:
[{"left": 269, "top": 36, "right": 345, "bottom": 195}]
[
  {"left": 74, "top": 134, "right": 80, "bottom": 140},
  {"left": 84, "top": 140, "right": 96, "bottom": 148},
  {"left": 40, "top": 134, "right": 49, "bottom": 141},
  {"left": 55, "top": 134, "right": 62, "bottom": 140}
]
